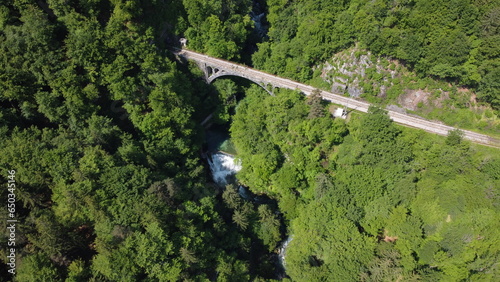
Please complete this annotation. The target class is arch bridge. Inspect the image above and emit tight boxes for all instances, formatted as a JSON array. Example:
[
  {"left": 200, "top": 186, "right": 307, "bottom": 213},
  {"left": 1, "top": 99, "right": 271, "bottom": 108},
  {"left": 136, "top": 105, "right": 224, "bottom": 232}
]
[
  {"left": 172, "top": 48, "right": 500, "bottom": 148},
  {"left": 201, "top": 63, "right": 276, "bottom": 95}
]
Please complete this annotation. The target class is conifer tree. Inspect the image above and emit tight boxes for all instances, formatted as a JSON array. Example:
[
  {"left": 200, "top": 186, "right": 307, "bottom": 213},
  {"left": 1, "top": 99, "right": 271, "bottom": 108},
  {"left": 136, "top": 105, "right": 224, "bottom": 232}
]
[{"left": 306, "top": 89, "right": 325, "bottom": 119}]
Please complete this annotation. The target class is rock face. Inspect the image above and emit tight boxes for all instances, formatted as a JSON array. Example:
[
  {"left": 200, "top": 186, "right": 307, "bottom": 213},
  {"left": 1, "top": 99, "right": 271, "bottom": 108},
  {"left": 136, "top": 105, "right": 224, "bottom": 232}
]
[
  {"left": 317, "top": 46, "right": 433, "bottom": 108},
  {"left": 347, "top": 82, "right": 363, "bottom": 98},
  {"left": 331, "top": 82, "right": 346, "bottom": 94},
  {"left": 317, "top": 46, "right": 465, "bottom": 115},
  {"left": 318, "top": 47, "right": 375, "bottom": 98},
  {"left": 386, "top": 104, "right": 407, "bottom": 114},
  {"left": 397, "top": 89, "right": 431, "bottom": 111}
]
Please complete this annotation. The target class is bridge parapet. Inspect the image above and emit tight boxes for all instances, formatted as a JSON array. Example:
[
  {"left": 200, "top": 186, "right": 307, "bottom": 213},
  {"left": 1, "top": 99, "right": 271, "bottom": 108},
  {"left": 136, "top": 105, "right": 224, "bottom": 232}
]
[{"left": 177, "top": 50, "right": 276, "bottom": 95}]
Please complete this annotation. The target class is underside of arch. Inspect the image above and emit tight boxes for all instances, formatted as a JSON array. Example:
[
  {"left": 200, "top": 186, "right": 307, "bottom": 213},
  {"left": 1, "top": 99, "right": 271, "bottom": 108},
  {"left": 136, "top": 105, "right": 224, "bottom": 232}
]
[{"left": 206, "top": 72, "right": 274, "bottom": 96}]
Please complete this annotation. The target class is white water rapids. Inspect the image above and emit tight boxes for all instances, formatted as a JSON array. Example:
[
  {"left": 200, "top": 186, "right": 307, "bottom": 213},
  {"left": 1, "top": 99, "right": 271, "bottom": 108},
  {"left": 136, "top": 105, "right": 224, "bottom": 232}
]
[
  {"left": 278, "top": 236, "right": 293, "bottom": 270},
  {"left": 207, "top": 152, "right": 291, "bottom": 276},
  {"left": 207, "top": 153, "right": 242, "bottom": 186}
]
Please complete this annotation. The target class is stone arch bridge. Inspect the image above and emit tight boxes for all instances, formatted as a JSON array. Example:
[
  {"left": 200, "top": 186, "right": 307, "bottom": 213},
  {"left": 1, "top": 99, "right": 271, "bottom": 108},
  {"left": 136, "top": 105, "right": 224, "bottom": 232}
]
[
  {"left": 202, "top": 63, "right": 276, "bottom": 95},
  {"left": 173, "top": 48, "right": 500, "bottom": 148}
]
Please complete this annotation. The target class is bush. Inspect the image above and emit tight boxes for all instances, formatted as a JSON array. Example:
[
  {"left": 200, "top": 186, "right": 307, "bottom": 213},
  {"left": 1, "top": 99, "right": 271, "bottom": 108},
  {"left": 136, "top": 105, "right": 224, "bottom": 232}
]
[{"left": 446, "top": 129, "right": 465, "bottom": 146}]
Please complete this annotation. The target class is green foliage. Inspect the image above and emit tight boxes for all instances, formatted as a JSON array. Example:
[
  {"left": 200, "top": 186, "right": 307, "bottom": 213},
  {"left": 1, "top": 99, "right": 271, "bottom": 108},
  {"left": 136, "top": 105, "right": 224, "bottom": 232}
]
[
  {"left": 446, "top": 129, "right": 465, "bottom": 146},
  {"left": 231, "top": 89, "right": 500, "bottom": 280},
  {"left": 0, "top": 1, "right": 280, "bottom": 280},
  {"left": 257, "top": 205, "right": 282, "bottom": 251},
  {"left": 478, "top": 59, "right": 500, "bottom": 110},
  {"left": 16, "top": 253, "right": 61, "bottom": 282},
  {"left": 182, "top": 0, "right": 252, "bottom": 60},
  {"left": 360, "top": 243, "right": 418, "bottom": 282},
  {"left": 306, "top": 89, "right": 325, "bottom": 119},
  {"left": 211, "top": 79, "right": 239, "bottom": 123},
  {"left": 256, "top": 0, "right": 500, "bottom": 110},
  {"left": 215, "top": 253, "right": 250, "bottom": 282},
  {"left": 286, "top": 202, "right": 374, "bottom": 281},
  {"left": 66, "top": 259, "right": 91, "bottom": 282},
  {"left": 1, "top": 0, "right": 499, "bottom": 281},
  {"left": 232, "top": 209, "right": 250, "bottom": 230},
  {"left": 231, "top": 87, "right": 347, "bottom": 196}
]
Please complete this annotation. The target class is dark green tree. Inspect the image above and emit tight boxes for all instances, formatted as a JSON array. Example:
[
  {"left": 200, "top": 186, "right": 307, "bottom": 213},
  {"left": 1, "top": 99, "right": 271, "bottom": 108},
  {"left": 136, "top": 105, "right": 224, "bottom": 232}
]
[{"left": 306, "top": 89, "right": 325, "bottom": 119}]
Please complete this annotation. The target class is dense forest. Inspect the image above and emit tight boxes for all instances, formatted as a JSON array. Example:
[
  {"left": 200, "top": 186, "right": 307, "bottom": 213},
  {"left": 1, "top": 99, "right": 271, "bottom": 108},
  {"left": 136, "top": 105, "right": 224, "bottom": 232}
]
[
  {"left": 231, "top": 86, "right": 500, "bottom": 280},
  {"left": 251, "top": 0, "right": 500, "bottom": 111},
  {"left": 0, "top": 0, "right": 499, "bottom": 281},
  {"left": 0, "top": 0, "right": 277, "bottom": 280}
]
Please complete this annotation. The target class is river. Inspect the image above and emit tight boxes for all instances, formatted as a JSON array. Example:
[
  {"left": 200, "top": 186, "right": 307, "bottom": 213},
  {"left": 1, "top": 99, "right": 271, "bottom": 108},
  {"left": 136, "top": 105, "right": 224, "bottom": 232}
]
[
  {"left": 206, "top": 141, "right": 291, "bottom": 278},
  {"left": 203, "top": 3, "right": 295, "bottom": 276}
]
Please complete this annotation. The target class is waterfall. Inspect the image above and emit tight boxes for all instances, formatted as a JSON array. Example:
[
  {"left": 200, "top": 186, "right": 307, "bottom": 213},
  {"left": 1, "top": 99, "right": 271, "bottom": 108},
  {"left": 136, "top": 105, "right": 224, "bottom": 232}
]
[
  {"left": 238, "top": 185, "right": 254, "bottom": 200},
  {"left": 206, "top": 152, "right": 291, "bottom": 278},
  {"left": 250, "top": 0, "right": 268, "bottom": 39},
  {"left": 278, "top": 236, "right": 293, "bottom": 270},
  {"left": 208, "top": 152, "right": 242, "bottom": 186},
  {"left": 250, "top": 11, "right": 267, "bottom": 38}
]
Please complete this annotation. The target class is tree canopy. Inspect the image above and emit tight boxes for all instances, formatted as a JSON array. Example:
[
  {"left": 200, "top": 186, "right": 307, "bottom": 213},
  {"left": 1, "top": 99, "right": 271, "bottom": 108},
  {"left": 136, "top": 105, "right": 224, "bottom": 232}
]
[
  {"left": 1, "top": 0, "right": 499, "bottom": 281},
  {"left": 252, "top": 0, "right": 500, "bottom": 111},
  {"left": 230, "top": 86, "right": 500, "bottom": 280}
]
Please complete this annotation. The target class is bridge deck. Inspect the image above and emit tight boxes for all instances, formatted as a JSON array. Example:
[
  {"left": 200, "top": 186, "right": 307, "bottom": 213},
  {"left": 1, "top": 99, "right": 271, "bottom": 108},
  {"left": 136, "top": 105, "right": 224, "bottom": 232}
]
[{"left": 174, "top": 48, "right": 500, "bottom": 148}]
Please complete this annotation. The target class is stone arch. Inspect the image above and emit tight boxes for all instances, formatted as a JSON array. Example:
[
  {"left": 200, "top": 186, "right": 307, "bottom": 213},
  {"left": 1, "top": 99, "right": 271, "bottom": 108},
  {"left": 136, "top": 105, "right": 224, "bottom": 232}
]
[{"left": 205, "top": 69, "right": 274, "bottom": 96}]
